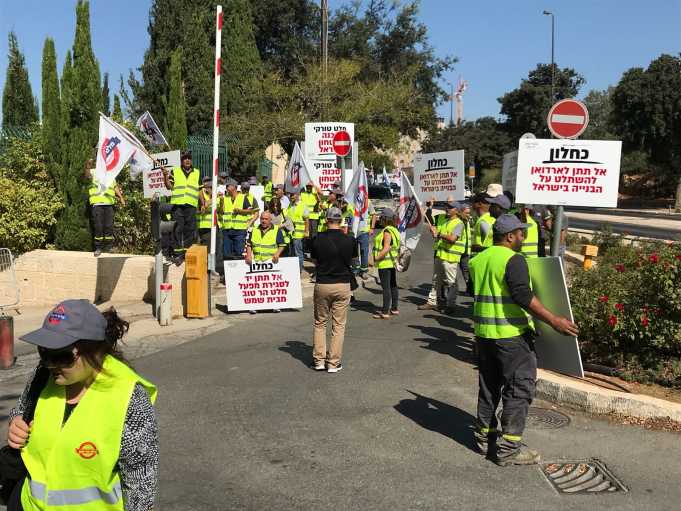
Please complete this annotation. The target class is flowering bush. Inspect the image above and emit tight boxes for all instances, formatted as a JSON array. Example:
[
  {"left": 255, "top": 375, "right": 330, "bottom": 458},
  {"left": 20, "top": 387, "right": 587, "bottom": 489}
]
[{"left": 570, "top": 239, "right": 681, "bottom": 387}]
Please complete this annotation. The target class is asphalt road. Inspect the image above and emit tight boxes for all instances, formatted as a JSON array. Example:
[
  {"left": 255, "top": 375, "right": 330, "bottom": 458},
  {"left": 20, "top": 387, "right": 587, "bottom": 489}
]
[
  {"left": 567, "top": 217, "right": 681, "bottom": 240},
  {"left": 131, "top": 236, "right": 681, "bottom": 510}
]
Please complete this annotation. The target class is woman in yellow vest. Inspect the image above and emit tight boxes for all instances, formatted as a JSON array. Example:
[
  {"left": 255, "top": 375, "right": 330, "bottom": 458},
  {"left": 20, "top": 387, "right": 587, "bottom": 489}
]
[
  {"left": 372, "top": 208, "right": 401, "bottom": 319},
  {"left": 6, "top": 299, "right": 158, "bottom": 510}
]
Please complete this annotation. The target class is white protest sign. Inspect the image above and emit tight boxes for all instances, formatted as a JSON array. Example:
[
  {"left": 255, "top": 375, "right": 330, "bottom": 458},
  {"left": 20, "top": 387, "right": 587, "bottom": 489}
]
[
  {"left": 225, "top": 257, "right": 303, "bottom": 311},
  {"left": 516, "top": 139, "right": 622, "bottom": 207},
  {"left": 413, "top": 150, "right": 465, "bottom": 202},
  {"left": 143, "top": 150, "right": 180, "bottom": 198},
  {"left": 304, "top": 122, "right": 354, "bottom": 160},
  {"left": 502, "top": 150, "right": 518, "bottom": 196},
  {"left": 310, "top": 159, "right": 343, "bottom": 190}
]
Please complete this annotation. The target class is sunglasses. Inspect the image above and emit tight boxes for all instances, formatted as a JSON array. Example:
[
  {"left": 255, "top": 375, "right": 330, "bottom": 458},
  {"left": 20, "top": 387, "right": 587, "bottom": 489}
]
[{"left": 38, "top": 346, "right": 78, "bottom": 368}]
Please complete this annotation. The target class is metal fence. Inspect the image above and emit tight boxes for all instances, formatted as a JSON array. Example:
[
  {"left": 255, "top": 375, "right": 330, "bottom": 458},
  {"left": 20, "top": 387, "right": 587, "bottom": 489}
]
[
  {"left": 186, "top": 134, "right": 230, "bottom": 180},
  {"left": 0, "top": 248, "right": 20, "bottom": 311}
]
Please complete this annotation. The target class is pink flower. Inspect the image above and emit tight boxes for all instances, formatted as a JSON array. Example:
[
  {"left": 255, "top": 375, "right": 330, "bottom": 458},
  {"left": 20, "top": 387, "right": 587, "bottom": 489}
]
[
  {"left": 641, "top": 316, "right": 649, "bottom": 328},
  {"left": 608, "top": 315, "right": 617, "bottom": 328},
  {"left": 615, "top": 303, "right": 624, "bottom": 312},
  {"left": 614, "top": 264, "right": 625, "bottom": 273},
  {"left": 649, "top": 254, "right": 659, "bottom": 264},
  {"left": 599, "top": 296, "right": 609, "bottom": 303}
]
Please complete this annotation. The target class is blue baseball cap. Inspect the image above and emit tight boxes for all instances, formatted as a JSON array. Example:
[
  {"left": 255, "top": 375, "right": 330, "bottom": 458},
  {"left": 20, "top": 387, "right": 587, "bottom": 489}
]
[
  {"left": 445, "top": 201, "right": 462, "bottom": 210},
  {"left": 493, "top": 214, "right": 530, "bottom": 235},
  {"left": 21, "top": 299, "right": 107, "bottom": 349},
  {"left": 485, "top": 194, "right": 511, "bottom": 210}
]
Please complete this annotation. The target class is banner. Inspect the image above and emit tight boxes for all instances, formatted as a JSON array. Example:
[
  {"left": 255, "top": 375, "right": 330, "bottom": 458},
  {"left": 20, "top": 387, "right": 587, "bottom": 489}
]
[
  {"left": 142, "top": 150, "right": 180, "bottom": 198},
  {"left": 95, "top": 115, "right": 143, "bottom": 189},
  {"left": 515, "top": 139, "right": 622, "bottom": 207},
  {"left": 225, "top": 257, "right": 303, "bottom": 311},
  {"left": 136, "top": 111, "right": 169, "bottom": 147},
  {"left": 345, "top": 162, "right": 369, "bottom": 236},
  {"left": 413, "top": 150, "right": 465, "bottom": 202},
  {"left": 501, "top": 150, "right": 518, "bottom": 196},
  {"left": 398, "top": 173, "right": 423, "bottom": 251},
  {"left": 284, "top": 141, "right": 317, "bottom": 192},
  {"left": 304, "top": 122, "right": 354, "bottom": 160}
]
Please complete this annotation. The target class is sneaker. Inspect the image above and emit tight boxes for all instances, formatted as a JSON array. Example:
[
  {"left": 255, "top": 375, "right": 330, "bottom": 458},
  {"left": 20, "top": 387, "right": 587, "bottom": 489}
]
[
  {"left": 309, "top": 362, "right": 326, "bottom": 371},
  {"left": 494, "top": 445, "right": 541, "bottom": 467},
  {"left": 93, "top": 249, "right": 102, "bottom": 257},
  {"left": 327, "top": 364, "right": 343, "bottom": 373},
  {"left": 417, "top": 303, "right": 438, "bottom": 311}
]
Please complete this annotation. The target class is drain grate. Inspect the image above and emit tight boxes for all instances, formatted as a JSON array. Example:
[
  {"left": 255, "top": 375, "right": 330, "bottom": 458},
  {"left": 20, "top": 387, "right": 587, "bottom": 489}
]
[
  {"left": 526, "top": 407, "right": 571, "bottom": 429},
  {"left": 541, "top": 459, "right": 628, "bottom": 494}
]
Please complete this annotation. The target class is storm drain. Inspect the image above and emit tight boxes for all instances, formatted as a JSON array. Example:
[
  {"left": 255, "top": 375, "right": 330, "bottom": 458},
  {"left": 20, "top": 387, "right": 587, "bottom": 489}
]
[
  {"left": 541, "top": 459, "right": 628, "bottom": 494},
  {"left": 526, "top": 407, "right": 570, "bottom": 429}
]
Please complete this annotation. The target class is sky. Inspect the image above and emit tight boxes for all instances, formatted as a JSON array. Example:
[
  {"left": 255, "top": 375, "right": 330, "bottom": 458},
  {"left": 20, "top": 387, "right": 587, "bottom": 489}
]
[{"left": 0, "top": 0, "right": 680, "bottom": 125}]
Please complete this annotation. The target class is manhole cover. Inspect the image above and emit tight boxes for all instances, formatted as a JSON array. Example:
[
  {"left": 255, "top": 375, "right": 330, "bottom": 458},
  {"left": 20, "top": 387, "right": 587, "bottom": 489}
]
[
  {"left": 526, "top": 407, "right": 570, "bottom": 429},
  {"left": 541, "top": 459, "right": 628, "bottom": 494}
]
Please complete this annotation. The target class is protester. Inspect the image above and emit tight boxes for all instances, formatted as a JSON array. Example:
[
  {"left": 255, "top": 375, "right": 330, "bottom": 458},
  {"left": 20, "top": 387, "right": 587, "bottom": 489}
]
[
  {"left": 284, "top": 190, "right": 310, "bottom": 272},
  {"left": 469, "top": 214, "right": 578, "bottom": 466},
  {"left": 218, "top": 179, "right": 240, "bottom": 259},
  {"left": 486, "top": 193, "right": 511, "bottom": 220},
  {"left": 372, "top": 208, "right": 401, "bottom": 319},
  {"left": 85, "top": 158, "right": 125, "bottom": 257},
  {"left": 274, "top": 184, "right": 290, "bottom": 210},
  {"left": 471, "top": 193, "right": 495, "bottom": 255},
  {"left": 300, "top": 183, "right": 321, "bottom": 253},
  {"left": 261, "top": 174, "right": 273, "bottom": 204},
  {"left": 6, "top": 299, "right": 158, "bottom": 510},
  {"left": 317, "top": 188, "right": 342, "bottom": 234},
  {"left": 458, "top": 202, "right": 473, "bottom": 288},
  {"left": 354, "top": 199, "right": 377, "bottom": 279},
  {"left": 268, "top": 196, "right": 293, "bottom": 250},
  {"left": 197, "top": 176, "right": 213, "bottom": 246},
  {"left": 310, "top": 207, "right": 356, "bottom": 373},
  {"left": 517, "top": 204, "right": 540, "bottom": 258},
  {"left": 162, "top": 151, "right": 200, "bottom": 265}
]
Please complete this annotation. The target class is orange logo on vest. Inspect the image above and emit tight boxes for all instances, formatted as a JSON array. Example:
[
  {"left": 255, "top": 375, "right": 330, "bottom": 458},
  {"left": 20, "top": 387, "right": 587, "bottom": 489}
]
[{"left": 75, "top": 441, "right": 99, "bottom": 459}]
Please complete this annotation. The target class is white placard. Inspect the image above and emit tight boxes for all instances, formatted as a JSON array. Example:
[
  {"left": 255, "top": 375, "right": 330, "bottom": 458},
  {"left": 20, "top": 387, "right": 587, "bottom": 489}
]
[
  {"left": 143, "top": 150, "right": 180, "bottom": 198},
  {"left": 516, "top": 139, "right": 622, "bottom": 207},
  {"left": 413, "top": 150, "right": 465, "bottom": 202},
  {"left": 304, "top": 122, "right": 355, "bottom": 160},
  {"left": 309, "top": 159, "right": 343, "bottom": 190},
  {"left": 501, "top": 150, "right": 518, "bottom": 195},
  {"left": 225, "top": 257, "right": 303, "bottom": 311}
]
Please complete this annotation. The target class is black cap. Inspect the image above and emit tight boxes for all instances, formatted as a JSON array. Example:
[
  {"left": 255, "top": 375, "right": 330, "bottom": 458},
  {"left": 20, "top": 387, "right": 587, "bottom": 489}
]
[
  {"left": 181, "top": 151, "right": 192, "bottom": 161},
  {"left": 493, "top": 214, "right": 530, "bottom": 235},
  {"left": 485, "top": 194, "right": 511, "bottom": 210}
]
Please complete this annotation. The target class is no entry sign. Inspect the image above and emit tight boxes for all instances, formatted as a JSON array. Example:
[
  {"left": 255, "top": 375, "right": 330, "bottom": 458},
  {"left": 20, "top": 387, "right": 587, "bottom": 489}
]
[
  {"left": 547, "top": 99, "right": 589, "bottom": 139},
  {"left": 332, "top": 130, "right": 351, "bottom": 157}
]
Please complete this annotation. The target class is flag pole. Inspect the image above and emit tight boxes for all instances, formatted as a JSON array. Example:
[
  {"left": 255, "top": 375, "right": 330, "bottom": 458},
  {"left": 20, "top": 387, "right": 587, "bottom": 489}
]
[{"left": 209, "top": 5, "right": 223, "bottom": 277}]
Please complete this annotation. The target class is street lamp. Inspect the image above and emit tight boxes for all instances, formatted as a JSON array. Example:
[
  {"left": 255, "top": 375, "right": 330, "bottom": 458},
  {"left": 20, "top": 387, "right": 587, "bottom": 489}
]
[{"left": 543, "top": 10, "right": 555, "bottom": 103}]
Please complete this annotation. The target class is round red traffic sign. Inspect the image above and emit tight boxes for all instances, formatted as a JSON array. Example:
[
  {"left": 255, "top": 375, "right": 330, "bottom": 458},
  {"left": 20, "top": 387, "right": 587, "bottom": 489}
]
[
  {"left": 547, "top": 99, "right": 589, "bottom": 139},
  {"left": 332, "top": 130, "right": 352, "bottom": 157}
]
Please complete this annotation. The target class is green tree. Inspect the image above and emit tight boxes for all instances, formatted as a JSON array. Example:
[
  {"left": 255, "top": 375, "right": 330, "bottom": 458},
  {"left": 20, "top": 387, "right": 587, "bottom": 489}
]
[
  {"left": 101, "top": 72, "right": 110, "bottom": 115},
  {"left": 498, "top": 63, "right": 585, "bottom": 140},
  {"left": 181, "top": 9, "right": 213, "bottom": 133},
  {"left": 582, "top": 87, "right": 616, "bottom": 140},
  {"left": 165, "top": 48, "right": 187, "bottom": 149},
  {"left": 112, "top": 94, "right": 123, "bottom": 121},
  {"left": 55, "top": 0, "right": 102, "bottom": 250},
  {"left": 41, "top": 37, "right": 62, "bottom": 187},
  {"left": 2, "top": 32, "right": 38, "bottom": 129}
]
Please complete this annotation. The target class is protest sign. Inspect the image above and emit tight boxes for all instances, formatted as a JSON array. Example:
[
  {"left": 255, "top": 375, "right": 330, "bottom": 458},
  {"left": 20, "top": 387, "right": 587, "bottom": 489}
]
[
  {"left": 516, "top": 139, "right": 622, "bottom": 207},
  {"left": 225, "top": 257, "right": 303, "bottom": 311},
  {"left": 311, "top": 160, "right": 343, "bottom": 190},
  {"left": 528, "top": 257, "right": 584, "bottom": 378},
  {"left": 143, "top": 150, "right": 180, "bottom": 198},
  {"left": 501, "top": 150, "right": 518, "bottom": 195},
  {"left": 413, "top": 150, "right": 465, "bottom": 202},
  {"left": 304, "top": 122, "right": 354, "bottom": 160}
]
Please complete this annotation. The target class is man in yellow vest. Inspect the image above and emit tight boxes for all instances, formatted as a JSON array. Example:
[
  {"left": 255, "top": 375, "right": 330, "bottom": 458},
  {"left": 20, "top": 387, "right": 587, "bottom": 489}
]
[
  {"left": 458, "top": 201, "right": 473, "bottom": 286},
  {"left": 261, "top": 174, "right": 273, "bottom": 204},
  {"left": 197, "top": 176, "right": 214, "bottom": 246},
  {"left": 85, "top": 161, "right": 125, "bottom": 257},
  {"left": 431, "top": 201, "right": 466, "bottom": 313},
  {"left": 469, "top": 214, "right": 578, "bottom": 466},
  {"left": 162, "top": 151, "right": 200, "bottom": 265},
  {"left": 284, "top": 189, "right": 310, "bottom": 271},
  {"left": 300, "top": 182, "right": 321, "bottom": 253},
  {"left": 517, "top": 204, "right": 540, "bottom": 259},
  {"left": 471, "top": 193, "right": 494, "bottom": 255},
  {"left": 218, "top": 179, "right": 252, "bottom": 260}
]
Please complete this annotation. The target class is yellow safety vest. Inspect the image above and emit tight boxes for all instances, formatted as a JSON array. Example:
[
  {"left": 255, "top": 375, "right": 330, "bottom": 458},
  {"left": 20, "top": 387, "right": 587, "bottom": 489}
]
[
  {"left": 220, "top": 194, "right": 246, "bottom": 230},
  {"left": 250, "top": 225, "right": 283, "bottom": 261},
  {"left": 197, "top": 189, "right": 212, "bottom": 229},
  {"left": 170, "top": 167, "right": 200, "bottom": 207},
  {"left": 285, "top": 202, "right": 307, "bottom": 240},
  {"left": 232, "top": 193, "right": 253, "bottom": 231},
  {"left": 263, "top": 181, "right": 273, "bottom": 203},
  {"left": 341, "top": 204, "right": 355, "bottom": 233},
  {"left": 300, "top": 191, "right": 319, "bottom": 220},
  {"left": 21, "top": 356, "right": 156, "bottom": 511},
  {"left": 473, "top": 212, "right": 495, "bottom": 250},
  {"left": 521, "top": 216, "right": 539, "bottom": 259},
  {"left": 431, "top": 214, "right": 448, "bottom": 254},
  {"left": 88, "top": 180, "right": 116, "bottom": 206},
  {"left": 436, "top": 217, "right": 466, "bottom": 263},
  {"left": 373, "top": 225, "right": 401, "bottom": 270},
  {"left": 469, "top": 245, "right": 535, "bottom": 339},
  {"left": 317, "top": 201, "right": 333, "bottom": 233}
]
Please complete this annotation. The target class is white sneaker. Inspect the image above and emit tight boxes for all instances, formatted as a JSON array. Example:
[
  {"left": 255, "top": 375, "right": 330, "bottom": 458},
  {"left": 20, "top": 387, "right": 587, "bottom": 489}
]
[{"left": 327, "top": 364, "right": 343, "bottom": 373}]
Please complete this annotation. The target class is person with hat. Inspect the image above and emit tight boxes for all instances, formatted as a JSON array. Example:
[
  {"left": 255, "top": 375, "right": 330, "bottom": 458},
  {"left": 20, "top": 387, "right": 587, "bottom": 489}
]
[
  {"left": 471, "top": 192, "right": 495, "bottom": 255},
  {"left": 162, "top": 151, "right": 201, "bottom": 265},
  {"left": 218, "top": 179, "right": 258, "bottom": 260},
  {"left": 431, "top": 201, "right": 467, "bottom": 313},
  {"left": 469, "top": 214, "right": 578, "bottom": 466},
  {"left": 517, "top": 204, "right": 540, "bottom": 259},
  {"left": 274, "top": 184, "right": 290, "bottom": 210},
  {"left": 317, "top": 187, "right": 343, "bottom": 234},
  {"left": 310, "top": 206, "right": 357, "bottom": 372},
  {"left": 84, "top": 158, "right": 126, "bottom": 257},
  {"left": 284, "top": 190, "right": 310, "bottom": 271},
  {"left": 372, "top": 208, "right": 401, "bottom": 319},
  {"left": 237, "top": 181, "right": 260, "bottom": 230},
  {"left": 458, "top": 202, "right": 473, "bottom": 287},
  {"left": 6, "top": 300, "right": 158, "bottom": 509}
]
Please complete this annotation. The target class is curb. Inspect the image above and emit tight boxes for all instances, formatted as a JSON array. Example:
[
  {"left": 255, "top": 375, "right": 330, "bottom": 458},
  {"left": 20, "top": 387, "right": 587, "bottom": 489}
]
[{"left": 536, "top": 369, "right": 681, "bottom": 422}]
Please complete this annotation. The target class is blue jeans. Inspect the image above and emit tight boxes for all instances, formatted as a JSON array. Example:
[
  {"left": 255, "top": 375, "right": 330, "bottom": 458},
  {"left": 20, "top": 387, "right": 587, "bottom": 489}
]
[
  {"left": 356, "top": 232, "right": 370, "bottom": 272},
  {"left": 223, "top": 229, "right": 247, "bottom": 259},
  {"left": 291, "top": 238, "right": 304, "bottom": 270}
]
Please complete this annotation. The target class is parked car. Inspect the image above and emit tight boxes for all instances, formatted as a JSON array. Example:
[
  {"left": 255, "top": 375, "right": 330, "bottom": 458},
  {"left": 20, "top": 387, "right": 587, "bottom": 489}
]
[
  {"left": 389, "top": 182, "right": 400, "bottom": 199},
  {"left": 368, "top": 185, "right": 399, "bottom": 215}
]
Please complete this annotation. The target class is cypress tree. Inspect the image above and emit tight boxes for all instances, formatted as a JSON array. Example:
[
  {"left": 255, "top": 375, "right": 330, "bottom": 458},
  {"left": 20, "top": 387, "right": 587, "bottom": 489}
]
[
  {"left": 41, "top": 37, "right": 62, "bottom": 187},
  {"left": 181, "top": 10, "right": 213, "bottom": 133},
  {"left": 2, "top": 31, "right": 38, "bottom": 128},
  {"left": 112, "top": 94, "right": 122, "bottom": 121},
  {"left": 165, "top": 48, "right": 187, "bottom": 149},
  {"left": 55, "top": 0, "right": 102, "bottom": 250},
  {"left": 101, "top": 72, "right": 110, "bottom": 115}
]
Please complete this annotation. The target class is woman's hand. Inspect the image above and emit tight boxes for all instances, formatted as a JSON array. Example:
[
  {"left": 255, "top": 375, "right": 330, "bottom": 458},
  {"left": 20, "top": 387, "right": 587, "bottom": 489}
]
[{"left": 8, "top": 416, "right": 32, "bottom": 449}]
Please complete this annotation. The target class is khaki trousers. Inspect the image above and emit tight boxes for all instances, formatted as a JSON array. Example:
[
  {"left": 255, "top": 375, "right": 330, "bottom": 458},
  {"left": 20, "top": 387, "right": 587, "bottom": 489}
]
[
  {"left": 427, "top": 258, "right": 459, "bottom": 307},
  {"left": 313, "top": 283, "right": 351, "bottom": 368}
]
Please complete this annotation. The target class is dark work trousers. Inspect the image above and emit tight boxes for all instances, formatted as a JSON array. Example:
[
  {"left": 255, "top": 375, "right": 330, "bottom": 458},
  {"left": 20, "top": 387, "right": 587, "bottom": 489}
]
[
  {"left": 458, "top": 255, "right": 470, "bottom": 293},
  {"left": 172, "top": 205, "right": 197, "bottom": 256},
  {"left": 476, "top": 334, "right": 537, "bottom": 456},
  {"left": 378, "top": 267, "right": 399, "bottom": 314},
  {"left": 305, "top": 219, "right": 319, "bottom": 254},
  {"left": 92, "top": 205, "right": 114, "bottom": 251}
]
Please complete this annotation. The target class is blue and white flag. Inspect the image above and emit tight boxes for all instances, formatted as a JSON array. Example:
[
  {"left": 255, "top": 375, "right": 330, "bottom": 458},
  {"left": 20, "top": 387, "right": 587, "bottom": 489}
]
[
  {"left": 345, "top": 162, "right": 369, "bottom": 237},
  {"left": 136, "top": 111, "right": 169, "bottom": 147},
  {"left": 382, "top": 166, "right": 391, "bottom": 187},
  {"left": 398, "top": 173, "right": 423, "bottom": 251}
]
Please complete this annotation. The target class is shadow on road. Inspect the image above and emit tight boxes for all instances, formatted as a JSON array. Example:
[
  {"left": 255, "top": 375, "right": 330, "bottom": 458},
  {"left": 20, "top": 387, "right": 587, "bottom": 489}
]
[
  {"left": 278, "top": 340, "right": 312, "bottom": 367},
  {"left": 394, "top": 390, "right": 478, "bottom": 454},
  {"left": 409, "top": 284, "right": 431, "bottom": 297},
  {"left": 408, "top": 319, "right": 475, "bottom": 364},
  {"left": 350, "top": 298, "right": 376, "bottom": 313}
]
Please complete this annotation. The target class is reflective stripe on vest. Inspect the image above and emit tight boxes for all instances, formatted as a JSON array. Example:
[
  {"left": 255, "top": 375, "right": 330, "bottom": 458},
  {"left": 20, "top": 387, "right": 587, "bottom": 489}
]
[
  {"left": 263, "top": 182, "right": 273, "bottom": 202},
  {"left": 469, "top": 245, "right": 534, "bottom": 339},
  {"left": 170, "top": 167, "right": 200, "bottom": 207},
  {"left": 220, "top": 194, "right": 247, "bottom": 230},
  {"left": 197, "top": 190, "right": 212, "bottom": 229},
  {"left": 473, "top": 213, "right": 495, "bottom": 249},
  {"left": 21, "top": 356, "right": 157, "bottom": 511},
  {"left": 436, "top": 217, "right": 465, "bottom": 263},
  {"left": 285, "top": 202, "right": 307, "bottom": 239},
  {"left": 250, "top": 226, "right": 281, "bottom": 261},
  {"left": 300, "top": 191, "right": 319, "bottom": 220},
  {"left": 232, "top": 193, "right": 251, "bottom": 231},
  {"left": 521, "top": 216, "right": 539, "bottom": 259},
  {"left": 373, "top": 225, "right": 400, "bottom": 269},
  {"left": 88, "top": 180, "right": 116, "bottom": 206}
]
